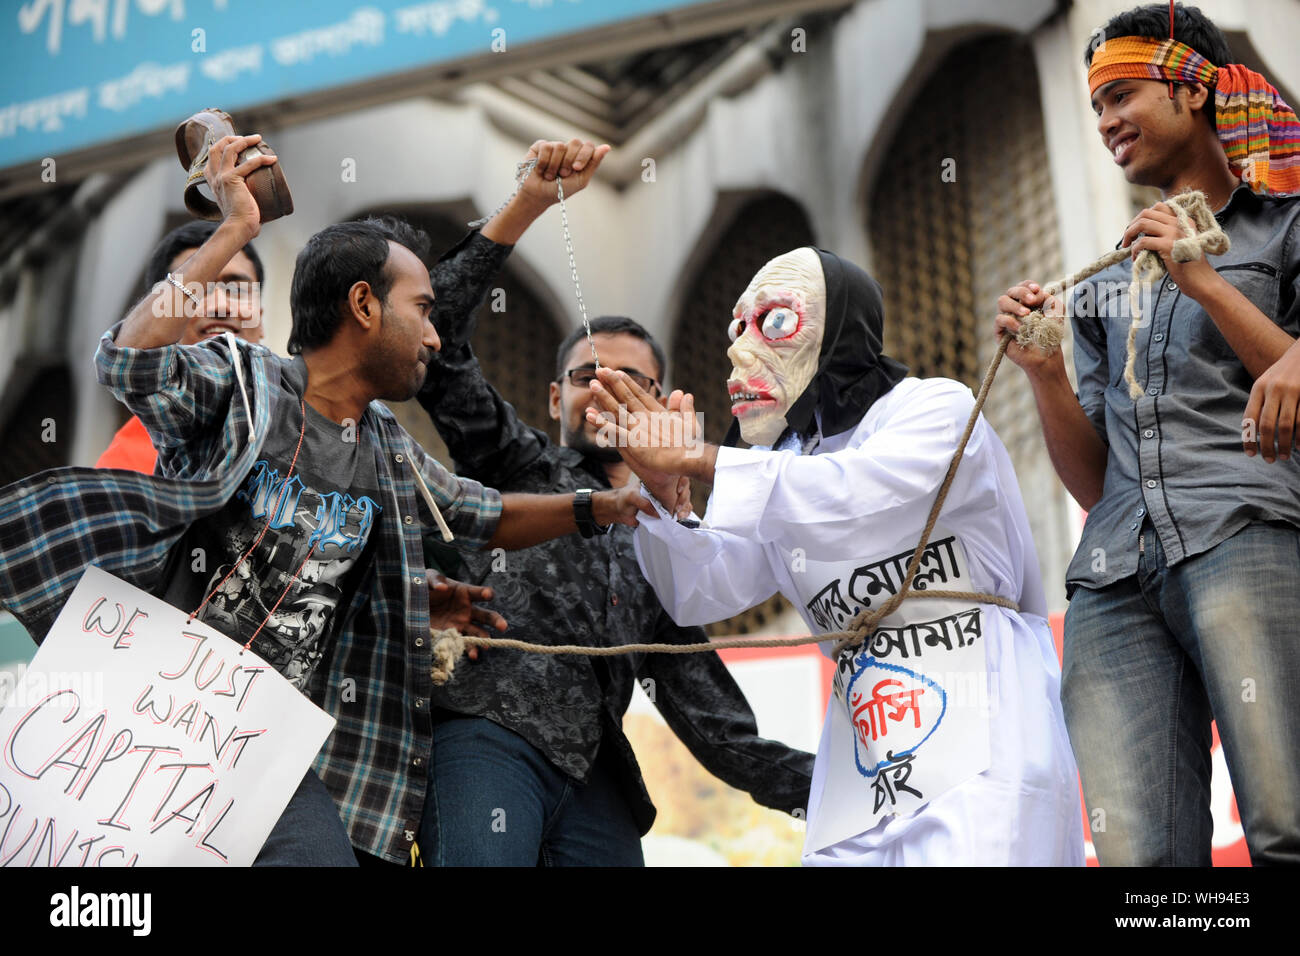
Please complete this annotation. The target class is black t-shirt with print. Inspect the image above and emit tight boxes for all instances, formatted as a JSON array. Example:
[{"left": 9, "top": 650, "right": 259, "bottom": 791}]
[{"left": 163, "top": 368, "right": 382, "bottom": 691}]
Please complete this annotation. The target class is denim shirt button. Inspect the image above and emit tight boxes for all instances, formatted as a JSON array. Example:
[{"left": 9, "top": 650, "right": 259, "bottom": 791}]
[
  {"left": 1130, "top": 522, "right": 1138, "bottom": 530},
  {"left": 1137, "top": 508, "right": 1146, "bottom": 517},
  {"left": 1153, "top": 333, "right": 1164, "bottom": 342},
  {"left": 1146, "top": 479, "right": 1157, "bottom": 488},
  {"left": 1147, "top": 387, "right": 1159, "bottom": 395},
  {"left": 1143, "top": 429, "right": 1154, "bottom": 439}
]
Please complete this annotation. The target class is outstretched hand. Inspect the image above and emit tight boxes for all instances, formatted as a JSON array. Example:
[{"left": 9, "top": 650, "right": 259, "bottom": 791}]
[
  {"left": 426, "top": 569, "right": 507, "bottom": 661},
  {"left": 586, "top": 367, "right": 718, "bottom": 491}
]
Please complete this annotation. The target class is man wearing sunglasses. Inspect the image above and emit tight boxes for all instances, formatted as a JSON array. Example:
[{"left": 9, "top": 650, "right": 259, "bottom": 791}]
[
  {"left": 417, "top": 309, "right": 814, "bottom": 866},
  {"left": 552, "top": 340, "right": 663, "bottom": 463}
]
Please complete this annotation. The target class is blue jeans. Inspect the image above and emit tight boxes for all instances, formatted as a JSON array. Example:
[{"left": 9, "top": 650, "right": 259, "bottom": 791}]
[
  {"left": 419, "top": 715, "right": 645, "bottom": 866},
  {"left": 1062, "top": 521, "right": 1300, "bottom": 866},
  {"left": 253, "top": 769, "right": 358, "bottom": 866}
]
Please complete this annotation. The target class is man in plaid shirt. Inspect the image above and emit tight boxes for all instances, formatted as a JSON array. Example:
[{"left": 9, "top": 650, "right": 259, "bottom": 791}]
[{"left": 0, "top": 133, "right": 646, "bottom": 864}]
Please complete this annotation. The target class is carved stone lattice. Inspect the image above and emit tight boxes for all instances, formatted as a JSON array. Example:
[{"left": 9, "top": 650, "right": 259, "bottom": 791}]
[{"left": 868, "top": 33, "right": 1073, "bottom": 609}]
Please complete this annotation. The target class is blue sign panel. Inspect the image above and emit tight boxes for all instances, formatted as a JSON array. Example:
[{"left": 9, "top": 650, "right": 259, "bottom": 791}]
[{"left": 1, "top": 0, "right": 703, "bottom": 170}]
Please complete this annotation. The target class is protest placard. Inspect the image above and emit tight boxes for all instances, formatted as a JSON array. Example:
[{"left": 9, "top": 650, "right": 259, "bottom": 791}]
[{"left": 0, "top": 565, "right": 335, "bottom": 866}]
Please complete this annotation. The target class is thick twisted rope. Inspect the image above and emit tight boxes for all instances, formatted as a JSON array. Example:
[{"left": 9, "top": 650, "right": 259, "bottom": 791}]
[
  {"left": 1013, "top": 191, "right": 1228, "bottom": 399},
  {"left": 429, "top": 191, "right": 1228, "bottom": 686}
]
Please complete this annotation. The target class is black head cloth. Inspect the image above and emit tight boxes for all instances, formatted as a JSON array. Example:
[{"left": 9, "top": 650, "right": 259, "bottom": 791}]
[{"left": 723, "top": 247, "right": 909, "bottom": 447}]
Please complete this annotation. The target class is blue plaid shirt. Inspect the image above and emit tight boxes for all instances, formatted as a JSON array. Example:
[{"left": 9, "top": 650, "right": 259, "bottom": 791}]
[{"left": 0, "top": 234, "right": 508, "bottom": 864}]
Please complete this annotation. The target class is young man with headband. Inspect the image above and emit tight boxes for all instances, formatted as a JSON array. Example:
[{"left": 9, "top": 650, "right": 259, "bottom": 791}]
[{"left": 995, "top": 3, "right": 1300, "bottom": 865}]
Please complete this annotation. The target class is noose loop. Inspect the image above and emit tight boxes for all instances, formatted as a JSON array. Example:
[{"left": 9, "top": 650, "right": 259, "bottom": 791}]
[{"left": 1015, "top": 191, "right": 1228, "bottom": 399}]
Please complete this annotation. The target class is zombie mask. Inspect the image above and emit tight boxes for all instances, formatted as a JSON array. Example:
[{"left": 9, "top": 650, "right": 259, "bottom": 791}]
[
  {"left": 726, "top": 247, "right": 826, "bottom": 446},
  {"left": 724, "top": 247, "right": 909, "bottom": 448}
]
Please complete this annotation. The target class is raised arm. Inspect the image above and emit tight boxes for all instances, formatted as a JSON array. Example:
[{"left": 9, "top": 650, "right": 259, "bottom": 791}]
[
  {"left": 96, "top": 134, "right": 276, "bottom": 449},
  {"left": 95, "top": 326, "right": 258, "bottom": 450},
  {"left": 420, "top": 139, "right": 610, "bottom": 484}
]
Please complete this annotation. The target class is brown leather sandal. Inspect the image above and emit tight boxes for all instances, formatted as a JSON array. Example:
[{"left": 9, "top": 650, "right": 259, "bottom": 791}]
[{"left": 175, "top": 108, "right": 294, "bottom": 223}]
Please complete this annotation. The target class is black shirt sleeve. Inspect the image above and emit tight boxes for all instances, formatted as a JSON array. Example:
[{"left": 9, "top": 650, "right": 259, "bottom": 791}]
[
  {"left": 639, "top": 610, "right": 816, "bottom": 817},
  {"left": 420, "top": 230, "right": 550, "bottom": 486}
]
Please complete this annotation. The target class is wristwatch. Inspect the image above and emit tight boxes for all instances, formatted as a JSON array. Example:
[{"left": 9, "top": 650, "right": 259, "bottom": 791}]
[{"left": 573, "top": 488, "right": 608, "bottom": 538}]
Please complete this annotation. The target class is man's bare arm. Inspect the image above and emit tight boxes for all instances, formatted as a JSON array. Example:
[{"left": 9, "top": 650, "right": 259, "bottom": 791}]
[
  {"left": 487, "top": 486, "right": 655, "bottom": 550},
  {"left": 1022, "top": 361, "right": 1109, "bottom": 510}
]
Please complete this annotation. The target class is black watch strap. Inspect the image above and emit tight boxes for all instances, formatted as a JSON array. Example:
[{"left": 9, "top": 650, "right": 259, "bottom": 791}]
[{"left": 573, "top": 488, "right": 608, "bottom": 538}]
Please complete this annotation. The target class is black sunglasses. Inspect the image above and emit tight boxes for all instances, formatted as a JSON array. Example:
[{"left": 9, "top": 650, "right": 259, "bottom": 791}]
[{"left": 561, "top": 366, "right": 660, "bottom": 396}]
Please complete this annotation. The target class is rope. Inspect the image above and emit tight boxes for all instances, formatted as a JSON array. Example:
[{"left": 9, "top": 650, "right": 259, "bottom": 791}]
[
  {"left": 428, "top": 190, "right": 1228, "bottom": 685},
  {"left": 432, "top": 590, "right": 1016, "bottom": 663},
  {"left": 1014, "top": 191, "right": 1228, "bottom": 400}
]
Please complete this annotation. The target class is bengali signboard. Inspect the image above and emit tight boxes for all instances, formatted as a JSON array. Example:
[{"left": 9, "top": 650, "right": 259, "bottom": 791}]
[{"left": 1, "top": 0, "right": 704, "bottom": 170}]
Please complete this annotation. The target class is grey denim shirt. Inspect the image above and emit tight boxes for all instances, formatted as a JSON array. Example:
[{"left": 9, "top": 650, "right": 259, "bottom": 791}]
[{"left": 1066, "top": 185, "right": 1300, "bottom": 595}]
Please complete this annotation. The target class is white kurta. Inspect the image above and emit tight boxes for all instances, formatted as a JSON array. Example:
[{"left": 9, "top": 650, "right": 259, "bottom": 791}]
[{"left": 635, "top": 377, "right": 1084, "bottom": 866}]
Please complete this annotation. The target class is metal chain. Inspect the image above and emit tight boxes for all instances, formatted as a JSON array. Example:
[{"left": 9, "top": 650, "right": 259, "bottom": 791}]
[
  {"left": 469, "top": 157, "right": 599, "bottom": 369},
  {"left": 555, "top": 175, "right": 598, "bottom": 370}
]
